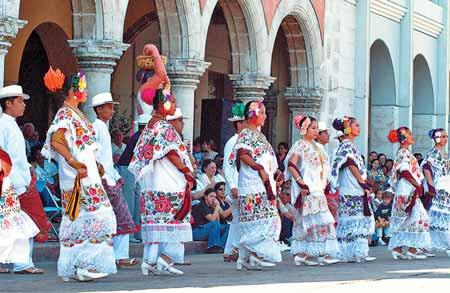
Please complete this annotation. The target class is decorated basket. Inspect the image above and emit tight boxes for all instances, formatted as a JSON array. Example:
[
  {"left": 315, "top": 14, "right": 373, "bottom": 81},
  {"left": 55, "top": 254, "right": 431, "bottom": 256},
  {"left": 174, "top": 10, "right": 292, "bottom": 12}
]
[{"left": 136, "top": 55, "right": 167, "bottom": 70}]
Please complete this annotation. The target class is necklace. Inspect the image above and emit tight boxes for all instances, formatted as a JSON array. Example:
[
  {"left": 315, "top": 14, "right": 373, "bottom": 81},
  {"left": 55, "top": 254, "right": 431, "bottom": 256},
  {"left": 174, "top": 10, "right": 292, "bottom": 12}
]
[{"left": 63, "top": 102, "right": 90, "bottom": 125}]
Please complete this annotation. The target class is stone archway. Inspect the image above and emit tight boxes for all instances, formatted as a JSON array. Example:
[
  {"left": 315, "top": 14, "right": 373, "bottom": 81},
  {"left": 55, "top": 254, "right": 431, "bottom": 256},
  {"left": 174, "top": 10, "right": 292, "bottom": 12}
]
[
  {"left": 369, "top": 39, "right": 396, "bottom": 157},
  {"left": 412, "top": 54, "right": 435, "bottom": 155},
  {"left": 18, "top": 22, "right": 77, "bottom": 137}
]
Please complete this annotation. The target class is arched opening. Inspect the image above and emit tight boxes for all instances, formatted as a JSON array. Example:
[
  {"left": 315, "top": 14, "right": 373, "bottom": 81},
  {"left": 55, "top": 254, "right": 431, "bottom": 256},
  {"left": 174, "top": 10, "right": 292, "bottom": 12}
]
[
  {"left": 111, "top": 0, "right": 159, "bottom": 137},
  {"left": 194, "top": 3, "right": 238, "bottom": 152},
  {"left": 269, "top": 15, "right": 307, "bottom": 145},
  {"left": 369, "top": 40, "right": 397, "bottom": 157},
  {"left": 412, "top": 54, "right": 435, "bottom": 155},
  {"left": 18, "top": 22, "right": 77, "bottom": 138}
]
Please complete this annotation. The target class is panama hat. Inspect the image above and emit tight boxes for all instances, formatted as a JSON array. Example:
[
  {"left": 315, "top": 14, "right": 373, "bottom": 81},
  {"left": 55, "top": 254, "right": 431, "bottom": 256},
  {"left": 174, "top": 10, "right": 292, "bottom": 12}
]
[
  {"left": 90, "top": 92, "right": 119, "bottom": 108},
  {"left": 167, "top": 108, "right": 188, "bottom": 121},
  {"left": 0, "top": 85, "right": 30, "bottom": 100}
]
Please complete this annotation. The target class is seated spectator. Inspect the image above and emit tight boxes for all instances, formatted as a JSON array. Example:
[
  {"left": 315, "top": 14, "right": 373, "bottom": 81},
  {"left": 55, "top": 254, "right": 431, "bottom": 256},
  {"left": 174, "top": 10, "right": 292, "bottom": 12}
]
[
  {"left": 214, "top": 153, "right": 225, "bottom": 178},
  {"left": 30, "top": 145, "right": 59, "bottom": 196},
  {"left": 414, "top": 152, "right": 423, "bottom": 165},
  {"left": 368, "top": 151, "right": 378, "bottom": 167},
  {"left": 215, "top": 182, "right": 232, "bottom": 224},
  {"left": 372, "top": 186, "right": 383, "bottom": 211},
  {"left": 373, "top": 192, "right": 393, "bottom": 246},
  {"left": 277, "top": 181, "right": 294, "bottom": 248},
  {"left": 192, "top": 136, "right": 204, "bottom": 165},
  {"left": 111, "top": 130, "right": 126, "bottom": 165},
  {"left": 191, "top": 188, "right": 229, "bottom": 253},
  {"left": 368, "top": 158, "right": 388, "bottom": 191},
  {"left": 384, "top": 159, "right": 394, "bottom": 177},
  {"left": 198, "top": 159, "right": 225, "bottom": 188},
  {"left": 202, "top": 138, "right": 218, "bottom": 161},
  {"left": 277, "top": 142, "right": 288, "bottom": 172}
]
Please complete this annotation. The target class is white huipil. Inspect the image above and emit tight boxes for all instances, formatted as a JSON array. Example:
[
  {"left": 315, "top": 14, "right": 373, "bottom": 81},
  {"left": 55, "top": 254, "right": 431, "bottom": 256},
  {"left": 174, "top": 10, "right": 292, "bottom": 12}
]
[
  {"left": 223, "top": 133, "right": 239, "bottom": 255},
  {"left": 284, "top": 140, "right": 339, "bottom": 257},
  {"left": 0, "top": 153, "right": 39, "bottom": 264},
  {"left": 230, "top": 128, "right": 281, "bottom": 262},
  {"left": 42, "top": 106, "right": 117, "bottom": 277}
]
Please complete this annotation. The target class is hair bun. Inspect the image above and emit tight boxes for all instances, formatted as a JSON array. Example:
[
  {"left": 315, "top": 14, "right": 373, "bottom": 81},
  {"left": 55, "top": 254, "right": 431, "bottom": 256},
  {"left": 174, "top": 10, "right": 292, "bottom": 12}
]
[
  {"left": 428, "top": 129, "right": 436, "bottom": 139},
  {"left": 332, "top": 118, "right": 343, "bottom": 131},
  {"left": 387, "top": 129, "right": 399, "bottom": 143}
]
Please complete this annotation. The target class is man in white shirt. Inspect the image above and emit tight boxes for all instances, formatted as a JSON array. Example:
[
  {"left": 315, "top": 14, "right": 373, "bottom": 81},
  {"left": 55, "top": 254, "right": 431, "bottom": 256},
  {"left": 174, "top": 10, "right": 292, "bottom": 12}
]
[
  {"left": 0, "top": 85, "right": 48, "bottom": 274},
  {"left": 92, "top": 93, "right": 139, "bottom": 268},
  {"left": 222, "top": 102, "right": 245, "bottom": 262}
]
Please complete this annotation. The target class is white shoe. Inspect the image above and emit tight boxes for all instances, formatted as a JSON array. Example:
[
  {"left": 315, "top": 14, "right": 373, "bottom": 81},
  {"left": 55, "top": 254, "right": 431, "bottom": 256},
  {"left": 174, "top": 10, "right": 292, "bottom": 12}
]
[
  {"left": 279, "top": 242, "right": 290, "bottom": 252},
  {"left": 318, "top": 256, "right": 339, "bottom": 265},
  {"left": 157, "top": 257, "right": 184, "bottom": 275},
  {"left": 294, "top": 255, "right": 318, "bottom": 266},
  {"left": 446, "top": 250, "right": 450, "bottom": 258},
  {"left": 365, "top": 256, "right": 377, "bottom": 262},
  {"left": 236, "top": 258, "right": 261, "bottom": 271},
  {"left": 61, "top": 277, "right": 70, "bottom": 282},
  {"left": 75, "top": 269, "right": 106, "bottom": 281},
  {"left": 392, "top": 251, "right": 408, "bottom": 260},
  {"left": 405, "top": 251, "right": 427, "bottom": 260},
  {"left": 249, "top": 254, "right": 276, "bottom": 267},
  {"left": 378, "top": 238, "right": 387, "bottom": 246}
]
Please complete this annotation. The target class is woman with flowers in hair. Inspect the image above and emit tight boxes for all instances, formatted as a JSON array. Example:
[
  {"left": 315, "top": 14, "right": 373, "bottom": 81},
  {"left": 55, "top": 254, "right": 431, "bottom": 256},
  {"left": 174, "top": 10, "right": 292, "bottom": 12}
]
[
  {"left": 387, "top": 127, "right": 430, "bottom": 260},
  {"left": 229, "top": 100, "right": 283, "bottom": 270},
  {"left": 285, "top": 115, "right": 339, "bottom": 266},
  {"left": 421, "top": 128, "right": 450, "bottom": 255},
  {"left": 330, "top": 116, "right": 375, "bottom": 263},
  {"left": 129, "top": 88, "right": 195, "bottom": 276},
  {"left": 41, "top": 67, "right": 117, "bottom": 281}
]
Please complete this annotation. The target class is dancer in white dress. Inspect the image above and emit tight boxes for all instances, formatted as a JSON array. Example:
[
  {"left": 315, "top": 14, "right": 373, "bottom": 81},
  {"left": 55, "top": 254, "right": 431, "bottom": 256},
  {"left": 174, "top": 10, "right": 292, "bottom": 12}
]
[
  {"left": 387, "top": 127, "right": 431, "bottom": 260},
  {"left": 285, "top": 116, "right": 339, "bottom": 266}
]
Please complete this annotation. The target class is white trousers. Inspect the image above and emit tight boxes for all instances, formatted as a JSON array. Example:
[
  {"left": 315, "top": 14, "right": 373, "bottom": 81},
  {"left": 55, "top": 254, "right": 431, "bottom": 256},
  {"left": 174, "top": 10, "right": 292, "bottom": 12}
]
[
  {"left": 13, "top": 238, "right": 34, "bottom": 271},
  {"left": 143, "top": 243, "right": 184, "bottom": 264},
  {"left": 113, "top": 234, "right": 130, "bottom": 260}
]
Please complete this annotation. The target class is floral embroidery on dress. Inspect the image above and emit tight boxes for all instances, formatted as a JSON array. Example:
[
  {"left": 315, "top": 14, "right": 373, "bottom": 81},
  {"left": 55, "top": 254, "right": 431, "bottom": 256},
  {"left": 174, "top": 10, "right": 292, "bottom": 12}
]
[
  {"left": 421, "top": 147, "right": 450, "bottom": 180},
  {"left": 0, "top": 185, "right": 21, "bottom": 224},
  {"left": 54, "top": 106, "right": 96, "bottom": 151},
  {"left": 330, "top": 139, "right": 367, "bottom": 188},
  {"left": 237, "top": 192, "right": 278, "bottom": 223},
  {"left": 62, "top": 183, "right": 111, "bottom": 212},
  {"left": 140, "top": 190, "right": 190, "bottom": 225},
  {"left": 130, "top": 120, "right": 188, "bottom": 179},
  {"left": 229, "top": 128, "right": 276, "bottom": 165},
  {"left": 391, "top": 148, "right": 423, "bottom": 185}
]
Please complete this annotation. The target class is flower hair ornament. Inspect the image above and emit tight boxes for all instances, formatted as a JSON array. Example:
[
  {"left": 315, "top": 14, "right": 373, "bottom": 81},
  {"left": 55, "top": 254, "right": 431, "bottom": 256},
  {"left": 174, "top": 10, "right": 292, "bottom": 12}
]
[
  {"left": 429, "top": 128, "right": 445, "bottom": 144},
  {"left": 332, "top": 116, "right": 353, "bottom": 135},
  {"left": 294, "top": 115, "right": 311, "bottom": 136},
  {"left": 388, "top": 127, "right": 408, "bottom": 144},
  {"left": 247, "top": 101, "right": 262, "bottom": 119},
  {"left": 44, "top": 67, "right": 87, "bottom": 101},
  {"left": 155, "top": 85, "right": 175, "bottom": 111}
]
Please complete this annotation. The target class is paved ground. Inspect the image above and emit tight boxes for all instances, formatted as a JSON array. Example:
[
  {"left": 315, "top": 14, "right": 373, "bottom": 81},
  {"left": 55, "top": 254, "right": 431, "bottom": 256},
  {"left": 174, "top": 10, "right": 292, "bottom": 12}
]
[{"left": 1, "top": 247, "right": 450, "bottom": 293}]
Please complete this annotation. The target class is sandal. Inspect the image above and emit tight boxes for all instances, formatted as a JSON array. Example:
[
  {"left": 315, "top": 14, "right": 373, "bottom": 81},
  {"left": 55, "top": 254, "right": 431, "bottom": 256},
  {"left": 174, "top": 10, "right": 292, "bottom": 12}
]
[
  {"left": 14, "top": 267, "right": 46, "bottom": 274},
  {"left": 0, "top": 268, "right": 11, "bottom": 274},
  {"left": 116, "top": 258, "right": 140, "bottom": 268}
]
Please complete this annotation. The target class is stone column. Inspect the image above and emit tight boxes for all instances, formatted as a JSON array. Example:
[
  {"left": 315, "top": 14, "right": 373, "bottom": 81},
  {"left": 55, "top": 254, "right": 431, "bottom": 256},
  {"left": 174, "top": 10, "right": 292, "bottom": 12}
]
[
  {"left": 166, "top": 58, "right": 210, "bottom": 142},
  {"left": 263, "top": 89, "right": 278, "bottom": 145},
  {"left": 229, "top": 73, "right": 276, "bottom": 104},
  {"left": 69, "top": 40, "right": 129, "bottom": 121},
  {"left": 285, "top": 86, "right": 323, "bottom": 143},
  {"left": 0, "top": 16, "right": 27, "bottom": 87}
]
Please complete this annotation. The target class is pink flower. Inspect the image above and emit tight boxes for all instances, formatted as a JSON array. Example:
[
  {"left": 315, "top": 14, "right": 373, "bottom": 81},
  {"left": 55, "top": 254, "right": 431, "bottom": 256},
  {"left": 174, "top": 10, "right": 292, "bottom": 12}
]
[
  {"left": 154, "top": 195, "right": 173, "bottom": 213},
  {"left": 82, "top": 135, "right": 90, "bottom": 142},
  {"left": 165, "top": 129, "right": 177, "bottom": 142},
  {"left": 89, "top": 187, "right": 97, "bottom": 196}
]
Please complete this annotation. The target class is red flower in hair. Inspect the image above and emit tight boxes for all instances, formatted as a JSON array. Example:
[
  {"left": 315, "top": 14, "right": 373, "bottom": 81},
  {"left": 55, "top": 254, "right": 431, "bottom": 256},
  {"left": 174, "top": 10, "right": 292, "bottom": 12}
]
[{"left": 388, "top": 130, "right": 399, "bottom": 143}]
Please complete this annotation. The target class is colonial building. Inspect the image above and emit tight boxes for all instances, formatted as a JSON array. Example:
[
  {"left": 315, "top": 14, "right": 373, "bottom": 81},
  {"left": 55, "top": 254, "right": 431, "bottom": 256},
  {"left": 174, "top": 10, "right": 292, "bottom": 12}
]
[{"left": 0, "top": 0, "right": 448, "bottom": 157}]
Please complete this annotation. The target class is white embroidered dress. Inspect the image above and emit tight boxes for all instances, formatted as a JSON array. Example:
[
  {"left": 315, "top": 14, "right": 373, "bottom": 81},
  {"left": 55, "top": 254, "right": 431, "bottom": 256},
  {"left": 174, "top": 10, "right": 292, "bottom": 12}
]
[
  {"left": 42, "top": 106, "right": 117, "bottom": 277},
  {"left": 0, "top": 155, "right": 39, "bottom": 264},
  {"left": 229, "top": 128, "right": 281, "bottom": 262},
  {"left": 388, "top": 148, "right": 431, "bottom": 250},
  {"left": 129, "top": 119, "right": 193, "bottom": 244},
  {"left": 284, "top": 140, "right": 339, "bottom": 256}
]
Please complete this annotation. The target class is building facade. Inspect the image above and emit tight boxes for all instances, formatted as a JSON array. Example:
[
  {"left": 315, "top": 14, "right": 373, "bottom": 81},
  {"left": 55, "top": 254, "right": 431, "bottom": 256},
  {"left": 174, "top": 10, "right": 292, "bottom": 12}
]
[{"left": 0, "top": 0, "right": 448, "bottom": 157}]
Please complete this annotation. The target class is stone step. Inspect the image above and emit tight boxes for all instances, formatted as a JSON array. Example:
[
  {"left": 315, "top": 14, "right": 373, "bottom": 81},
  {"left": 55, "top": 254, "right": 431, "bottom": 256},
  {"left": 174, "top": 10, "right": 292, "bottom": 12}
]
[{"left": 33, "top": 241, "right": 208, "bottom": 262}]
